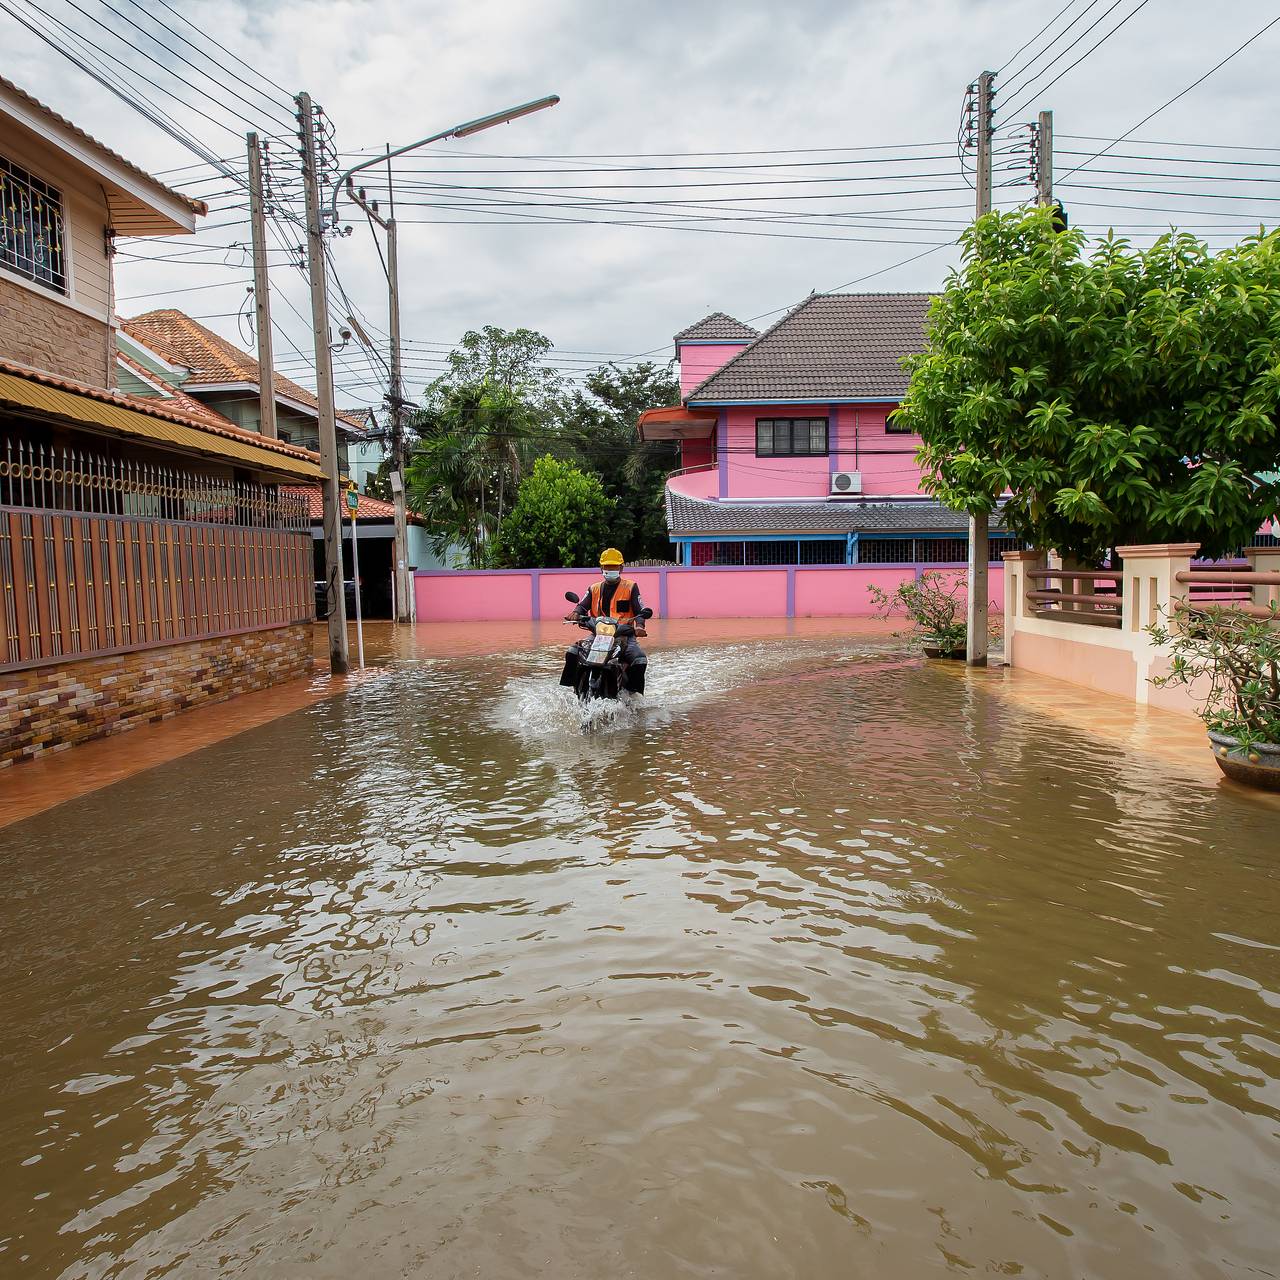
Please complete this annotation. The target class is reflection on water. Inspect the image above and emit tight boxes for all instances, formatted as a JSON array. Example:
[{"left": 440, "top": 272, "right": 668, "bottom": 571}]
[{"left": 1, "top": 629, "right": 1278, "bottom": 1278}]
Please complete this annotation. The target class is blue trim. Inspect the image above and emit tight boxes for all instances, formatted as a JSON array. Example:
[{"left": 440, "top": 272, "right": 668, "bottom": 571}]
[
  {"left": 847, "top": 532, "right": 858, "bottom": 565},
  {"left": 676, "top": 339, "right": 753, "bottom": 347},
  {"left": 689, "top": 396, "right": 901, "bottom": 407},
  {"left": 683, "top": 534, "right": 848, "bottom": 543}
]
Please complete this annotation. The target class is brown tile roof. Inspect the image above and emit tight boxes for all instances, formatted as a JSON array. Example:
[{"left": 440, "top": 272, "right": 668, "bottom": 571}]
[
  {"left": 674, "top": 312, "right": 758, "bottom": 343},
  {"left": 0, "top": 356, "right": 323, "bottom": 467},
  {"left": 0, "top": 75, "right": 207, "bottom": 217},
  {"left": 686, "top": 293, "right": 933, "bottom": 403},
  {"left": 283, "top": 486, "right": 425, "bottom": 524},
  {"left": 122, "top": 310, "right": 368, "bottom": 433},
  {"left": 665, "top": 489, "right": 1007, "bottom": 535}
]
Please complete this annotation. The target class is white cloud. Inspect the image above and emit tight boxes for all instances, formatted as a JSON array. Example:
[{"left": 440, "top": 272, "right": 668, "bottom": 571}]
[{"left": 6, "top": 0, "right": 1278, "bottom": 409}]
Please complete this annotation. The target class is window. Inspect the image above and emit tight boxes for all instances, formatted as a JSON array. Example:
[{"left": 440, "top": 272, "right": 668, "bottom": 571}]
[
  {"left": 756, "top": 417, "right": 828, "bottom": 457},
  {"left": 690, "top": 539, "right": 846, "bottom": 566},
  {"left": 0, "top": 155, "right": 67, "bottom": 293},
  {"left": 278, "top": 430, "right": 293, "bottom": 443},
  {"left": 884, "top": 409, "right": 914, "bottom": 435}
]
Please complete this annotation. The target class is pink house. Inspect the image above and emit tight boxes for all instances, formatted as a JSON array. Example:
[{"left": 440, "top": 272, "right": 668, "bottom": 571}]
[{"left": 640, "top": 295, "right": 1022, "bottom": 568}]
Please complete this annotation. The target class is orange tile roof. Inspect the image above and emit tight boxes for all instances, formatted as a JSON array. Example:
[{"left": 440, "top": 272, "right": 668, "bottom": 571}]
[
  {"left": 122, "top": 310, "right": 368, "bottom": 433},
  {"left": 0, "top": 357, "right": 322, "bottom": 467},
  {"left": 283, "top": 486, "right": 425, "bottom": 524},
  {"left": 115, "top": 351, "right": 242, "bottom": 430}
]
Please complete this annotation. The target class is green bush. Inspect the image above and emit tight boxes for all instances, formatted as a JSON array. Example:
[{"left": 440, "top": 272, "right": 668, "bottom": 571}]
[{"left": 488, "top": 456, "right": 615, "bottom": 568}]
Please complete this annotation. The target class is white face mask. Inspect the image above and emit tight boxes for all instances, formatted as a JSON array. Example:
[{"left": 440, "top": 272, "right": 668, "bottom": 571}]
[{"left": 602, "top": 569, "right": 621, "bottom": 584}]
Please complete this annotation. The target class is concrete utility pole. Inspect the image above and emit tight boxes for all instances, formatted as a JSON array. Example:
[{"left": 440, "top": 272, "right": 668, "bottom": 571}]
[
  {"left": 344, "top": 183, "right": 411, "bottom": 623},
  {"left": 245, "top": 132, "right": 277, "bottom": 440},
  {"left": 330, "top": 95, "right": 559, "bottom": 625},
  {"left": 966, "top": 69, "right": 995, "bottom": 667},
  {"left": 386, "top": 216, "right": 412, "bottom": 623},
  {"left": 296, "top": 91, "right": 349, "bottom": 675},
  {"left": 1036, "top": 109, "right": 1053, "bottom": 207}
]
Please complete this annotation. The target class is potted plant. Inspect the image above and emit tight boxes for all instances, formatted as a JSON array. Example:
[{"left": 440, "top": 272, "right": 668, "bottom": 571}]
[
  {"left": 867, "top": 571, "right": 981, "bottom": 659},
  {"left": 1148, "top": 604, "right": 1280, "bottom": 790}
]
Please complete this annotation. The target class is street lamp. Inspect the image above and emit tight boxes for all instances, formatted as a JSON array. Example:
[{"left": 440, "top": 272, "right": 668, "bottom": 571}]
[{"left": 331, "top": 93, "right": 559, "bottom": 622}]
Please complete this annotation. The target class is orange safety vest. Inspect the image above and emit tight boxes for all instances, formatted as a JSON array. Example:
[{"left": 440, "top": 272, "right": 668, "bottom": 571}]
[{"left": 588, "top": 576, "right": 637, "bottom": 620}]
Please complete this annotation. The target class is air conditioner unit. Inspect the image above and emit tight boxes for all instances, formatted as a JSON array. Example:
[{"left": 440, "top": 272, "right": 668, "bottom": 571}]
[{"left": 829, "top": 470, "right": 862, "bottom": 497}]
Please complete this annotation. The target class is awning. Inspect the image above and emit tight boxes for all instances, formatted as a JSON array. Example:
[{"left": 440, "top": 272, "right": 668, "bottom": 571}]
[
  {"left": 638, "top": 405, "right": 718, "bottom": 441},
  {"left": 0, "top": 372, "right": 324, "bottom": 481}
]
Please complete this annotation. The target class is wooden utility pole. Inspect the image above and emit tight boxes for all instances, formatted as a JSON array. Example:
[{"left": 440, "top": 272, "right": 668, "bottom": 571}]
[
  {"left": 245, "top": 132, "right": 277, "bottom": 440},
  {"left": 1036, "top": 109, "right": 1053, "bottom": 206},
  {"left": 966, "top": 70, "right": 994, "bottom": 667},
  {"left": 296, "top": 91, "right": 349, "bottom": 675}
]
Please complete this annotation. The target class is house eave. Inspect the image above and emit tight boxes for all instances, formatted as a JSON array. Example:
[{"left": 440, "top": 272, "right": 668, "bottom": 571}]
[{"left": 1, "top": 78, "right": 203, "bottom": 235}]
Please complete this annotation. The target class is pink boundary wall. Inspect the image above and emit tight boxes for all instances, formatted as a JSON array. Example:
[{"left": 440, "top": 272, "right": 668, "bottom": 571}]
[{"left": 414, "top": 564, "right": 1004, "bottom": 623}]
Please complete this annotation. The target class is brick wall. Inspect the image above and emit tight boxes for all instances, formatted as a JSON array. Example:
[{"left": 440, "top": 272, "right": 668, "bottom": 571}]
[
  {"left": 0, "top": 275, "right": 114, "bottom": 388},
  {"left": 1, "top": 623, "right": 313, "bottom": 766}
]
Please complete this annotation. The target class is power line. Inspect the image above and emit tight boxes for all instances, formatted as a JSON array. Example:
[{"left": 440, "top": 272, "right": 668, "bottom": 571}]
[
  {"left": 68, "top": 0, "right": 295, "bottom": 131},
  {"left": 999, "top": 0, "right": 1106, "bottom": 98},
  {"left": 21, "top": 0, "right": 285, "bottom": 139},
  {"left": 1058, "top": 14, "right": 1280, "bottom": 183},
  {"left": 146, "top": 0, "right": 292, "bottom": 97},
  {"left": 0, "top": 0, "right": 240, "bottom": 176},
  {"left": 1000, "top": 0, "right": 1153, "bottom": 120},
  {"left": 996, "top": 0, "right": 1091, "bottom": 74},
  {"left": 117, "top": 0, "right": 294, "bottom": 119}
]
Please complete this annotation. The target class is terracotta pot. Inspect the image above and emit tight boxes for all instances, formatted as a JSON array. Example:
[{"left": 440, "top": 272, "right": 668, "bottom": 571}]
[{"left": 1207, "top": 731, "right": 1280, "bottom": 791}]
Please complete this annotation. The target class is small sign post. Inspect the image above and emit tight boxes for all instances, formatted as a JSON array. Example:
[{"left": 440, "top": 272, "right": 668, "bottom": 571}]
[{"left": 346, "top": 486, "right": 365, "bottom": 669}]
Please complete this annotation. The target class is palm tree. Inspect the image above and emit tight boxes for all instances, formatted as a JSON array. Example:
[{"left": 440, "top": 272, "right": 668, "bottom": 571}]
[{"left": 405, "top": 379, "right": 537, "bottom": 564}]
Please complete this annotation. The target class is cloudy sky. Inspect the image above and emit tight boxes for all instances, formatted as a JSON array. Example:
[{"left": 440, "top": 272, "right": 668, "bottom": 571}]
[{"left": 6, "top": 0, "right": 1278, "bottom": 409}]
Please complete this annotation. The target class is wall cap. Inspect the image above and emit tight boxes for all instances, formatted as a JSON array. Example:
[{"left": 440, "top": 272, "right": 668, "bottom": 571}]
[
  {"left": 1001, "top": 549, "right": 1045, "bottom": 561},
  {"left": 1115, "top": 542, "right": 1201, "bottom": 558}
]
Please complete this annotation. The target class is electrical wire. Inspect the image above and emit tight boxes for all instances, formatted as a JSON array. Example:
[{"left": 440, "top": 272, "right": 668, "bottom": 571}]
[
  {"left": 1058, "top": 14, "right": 1280, "bottom": 182},
  {"left": 1000, "top": 0, "right": 1154, "bottom": 121},
  {"left": 996, "top": 0, "right": 1092, "bottom": 74},
  {"left": 117, "top": 0, "right": 294, "bottom": 120},
  {"left": 998, "top": 0, "right": 1106, "bottom": 98}
]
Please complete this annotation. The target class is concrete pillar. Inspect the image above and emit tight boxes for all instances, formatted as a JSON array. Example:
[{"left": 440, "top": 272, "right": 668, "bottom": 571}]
[
  {"left": 1244, "top": 547, "right": 1280, "bottom": 611},
  {"left": 1001, "top": 548, "right": 1047, "bottom": 667},
  {"left": 1115, "top": 543, "right": 1200, "bottom": 636}
]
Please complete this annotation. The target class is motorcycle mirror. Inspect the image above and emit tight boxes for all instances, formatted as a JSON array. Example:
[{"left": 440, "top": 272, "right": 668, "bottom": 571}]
[
  {"left": 639, "top": 607, "right": 654, "bottom": 619},
  {"left": 564, "top": 591, "right": 580, "bottom": 603}
]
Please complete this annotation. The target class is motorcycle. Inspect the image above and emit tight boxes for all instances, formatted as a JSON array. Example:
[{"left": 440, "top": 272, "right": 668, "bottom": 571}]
[{"left": 563, "top": 590, "right": 653, "bottom": 703}]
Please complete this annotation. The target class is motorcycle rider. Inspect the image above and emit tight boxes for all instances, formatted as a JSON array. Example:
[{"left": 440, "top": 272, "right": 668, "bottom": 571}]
[{"left": 559, "top": 548, "right": 648, "bottom": 694}]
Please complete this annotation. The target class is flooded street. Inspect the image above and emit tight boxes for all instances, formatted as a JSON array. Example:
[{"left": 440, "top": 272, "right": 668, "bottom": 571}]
[{"left": 2, "top": 623, "right": 1278, "bottom": 1278}]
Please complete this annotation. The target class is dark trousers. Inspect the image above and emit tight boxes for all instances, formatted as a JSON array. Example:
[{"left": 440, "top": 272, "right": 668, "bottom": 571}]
[{"left": 560, "top": 637, "right": 647, "bottom": 692}]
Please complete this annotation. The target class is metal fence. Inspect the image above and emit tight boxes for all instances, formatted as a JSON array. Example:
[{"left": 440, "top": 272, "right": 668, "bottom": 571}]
[
  {"left": 858, "top": 534, "right": 1030, "bottom": 564},
  {"left": 1, "top": 438, "right": 313, "bottom": 671},
  {"left": 1, "top": 438, "right": 310, "bottom": 530},
  {"left": 690, "top": 539, "right": 847, "bottom": 566}
]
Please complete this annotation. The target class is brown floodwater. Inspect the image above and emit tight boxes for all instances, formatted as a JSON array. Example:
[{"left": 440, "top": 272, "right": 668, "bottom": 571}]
[{"left": 2, "top": 624, "right": 1278, "bottom": 1278}]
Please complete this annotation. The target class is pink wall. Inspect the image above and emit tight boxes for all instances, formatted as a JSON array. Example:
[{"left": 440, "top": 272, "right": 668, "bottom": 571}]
[
  {"left": 678, "top": 343, "right": 750, "bottom": 397},
  {"left": 679, "top": 436, "right": 714, "bottom": 471},
  {"left": 415, "top": 564, "right": 1003, "bottom": 623},
  {"left": 667, "top": 467, "right": 718, "bottom": 500},
  {"left": 716, "top": 403, "right": 923, "bottom": 499}
]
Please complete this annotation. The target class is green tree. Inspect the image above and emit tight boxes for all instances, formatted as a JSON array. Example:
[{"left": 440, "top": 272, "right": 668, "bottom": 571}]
[
  {"left": 897, "top": 208, "right": 1280, "bottom": 560},
  {"left": 489, "top": 455, "right": 614, "bottom": 568},
  {"left": 560, "top": 362, "right": 679, "bottom": 560},
  {"left": 425, "top": 324, "right": 564, "bottom": 419},
  {"left": 404, "top": 380, "right": 537, "bottom": 564}
]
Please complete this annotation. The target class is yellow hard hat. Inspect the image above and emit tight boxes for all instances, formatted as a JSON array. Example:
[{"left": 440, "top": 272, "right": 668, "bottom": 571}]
[{"left": 599, "top": 547, "right": 624, "bottom": 568}]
